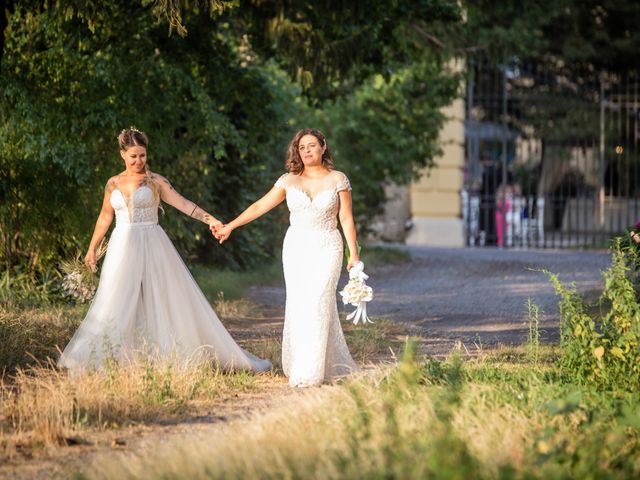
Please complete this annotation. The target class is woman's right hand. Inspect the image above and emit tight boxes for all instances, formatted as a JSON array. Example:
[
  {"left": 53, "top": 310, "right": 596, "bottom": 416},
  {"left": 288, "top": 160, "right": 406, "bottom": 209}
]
[
  {"left": 85, "top": 249, "right": 97, "bottom": 272},
  {"left": 216, "top": 224, "right": 234, "bottom": 244}
]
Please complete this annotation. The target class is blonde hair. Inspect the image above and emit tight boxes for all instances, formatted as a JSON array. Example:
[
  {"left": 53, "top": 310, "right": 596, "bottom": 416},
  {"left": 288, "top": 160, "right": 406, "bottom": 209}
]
[
  {"left": 285, "top": 128, "right": 334, "bottom": 175},
  {"left": 118, "top": 127, "right": 148, "bottom": 150}
]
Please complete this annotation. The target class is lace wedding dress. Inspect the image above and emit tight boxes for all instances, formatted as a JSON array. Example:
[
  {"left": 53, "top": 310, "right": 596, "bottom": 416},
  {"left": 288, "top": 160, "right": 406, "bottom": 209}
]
[
  {"left": 275, "top": 171, "right": 357, "bottom": 386},
  {"left": 59, "top": 184, "right": 272, "bottom": 373}
]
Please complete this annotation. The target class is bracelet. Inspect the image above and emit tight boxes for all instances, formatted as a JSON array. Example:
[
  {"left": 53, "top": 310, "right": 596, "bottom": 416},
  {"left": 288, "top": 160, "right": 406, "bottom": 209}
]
[{"left": 190, "top": 205, "right": 198, "bottom": 217}]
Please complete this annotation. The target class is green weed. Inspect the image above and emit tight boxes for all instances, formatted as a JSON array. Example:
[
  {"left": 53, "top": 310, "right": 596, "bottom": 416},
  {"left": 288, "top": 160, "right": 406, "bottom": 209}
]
[{"left": 547, "top": 240, "right": 640, "bottom": 391}]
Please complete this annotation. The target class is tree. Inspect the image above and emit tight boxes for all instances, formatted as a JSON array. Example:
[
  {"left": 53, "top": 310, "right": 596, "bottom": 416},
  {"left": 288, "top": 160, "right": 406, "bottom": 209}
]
[
  {"left": 0, "top": 1, "right": 294, "bottom": 271},
  {"left": 1, "top": 0, "right": 464, "bottom": 276}
]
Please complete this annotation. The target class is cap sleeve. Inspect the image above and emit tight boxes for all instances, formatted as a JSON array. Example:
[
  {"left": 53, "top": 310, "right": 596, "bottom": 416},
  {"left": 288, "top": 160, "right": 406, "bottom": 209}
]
[
  {"left": 274, "top": 173, "right": 289, "bottom": 190},
  {"left": 336, "top": 172, "right": 352, "bottom": 193}
]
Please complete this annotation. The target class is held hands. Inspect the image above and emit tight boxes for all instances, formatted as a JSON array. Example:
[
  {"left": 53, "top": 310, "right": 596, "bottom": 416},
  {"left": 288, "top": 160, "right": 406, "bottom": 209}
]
[
  {"left": 209, "top": 222, "right": 234, "bottom": 244},
  {"left": 208, "top": 217, "right": 223, "bottom": 232},
  {"left": 215, "top": 224, "right": 234, "bottom": 244}
]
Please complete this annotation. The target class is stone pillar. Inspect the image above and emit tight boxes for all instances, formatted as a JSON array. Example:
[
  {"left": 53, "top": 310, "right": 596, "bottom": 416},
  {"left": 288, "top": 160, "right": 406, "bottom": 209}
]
[{"left": 406, "top": 96, "right": 466, "bottom": 247}]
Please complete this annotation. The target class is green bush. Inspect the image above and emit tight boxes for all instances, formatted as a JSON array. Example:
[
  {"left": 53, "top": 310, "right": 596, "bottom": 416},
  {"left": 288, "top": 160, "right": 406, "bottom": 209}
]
[{"left": 547, "top": 240, "right": 640, "bottom": 391}]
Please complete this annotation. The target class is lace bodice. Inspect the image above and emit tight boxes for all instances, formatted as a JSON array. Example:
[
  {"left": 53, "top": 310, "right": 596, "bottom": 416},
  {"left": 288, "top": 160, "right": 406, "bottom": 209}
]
[
  {"left": 111, "top": 186, "right": 159, "bottom": 226},
  {"left": 275, "top": 172, "right": 351, "bottom": 231}
]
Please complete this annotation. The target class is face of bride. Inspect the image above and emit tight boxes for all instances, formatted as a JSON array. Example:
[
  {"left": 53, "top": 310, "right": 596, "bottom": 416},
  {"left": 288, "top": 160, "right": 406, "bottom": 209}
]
[
  {"left": 120, "top": 146, "right": 147, "bottom": 174},
  {"left": 298, "top": 134, "right": 326, "bottom": 168}
]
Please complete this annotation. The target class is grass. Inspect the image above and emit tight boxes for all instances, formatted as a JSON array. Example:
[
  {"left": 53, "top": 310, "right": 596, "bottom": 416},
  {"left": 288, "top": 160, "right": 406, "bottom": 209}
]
[
  {"left": 342, "top": 317, "right": 407, "bottom": 364},
  {"left": 0, "top": 358, "right": 267, "bottom": 454},
  {"left": 0, "top": 279, "right": 403, "bottom": 461},
  {"left": 82, "top": 343, "right": 640, "bottom": 480},
  {"left": 0, "top": 247, "right": 413, "bottom": 466},
  {"left": 0, "top": 304, "right": 84, "bottom": 373},
  {"left": 359, "top": 245, "right": 411, "bottom": 269},
  {"left": 192, "top": 261, "right": 284, "bottom": 300}
]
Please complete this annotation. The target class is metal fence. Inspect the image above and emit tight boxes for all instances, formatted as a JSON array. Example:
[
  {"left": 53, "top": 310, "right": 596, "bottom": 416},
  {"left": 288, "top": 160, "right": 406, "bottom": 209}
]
[{"left": 463, "top": 57, "right": 640, "bottom": 248}]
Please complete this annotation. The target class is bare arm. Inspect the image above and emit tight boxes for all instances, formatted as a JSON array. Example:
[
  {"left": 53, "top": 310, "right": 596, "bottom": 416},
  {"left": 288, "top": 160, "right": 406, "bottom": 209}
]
[
  {"left": 85, "top": 181, "right": 115, "bottom": 270},
  {"left": 155, "top": 174, "right": 222, "bottom": 229},
  {"left": 338, "top": 189, "right": 360, "bottom": 270},
  {"left": 216, "top": 186, "right": 286, "bottom": 243}
]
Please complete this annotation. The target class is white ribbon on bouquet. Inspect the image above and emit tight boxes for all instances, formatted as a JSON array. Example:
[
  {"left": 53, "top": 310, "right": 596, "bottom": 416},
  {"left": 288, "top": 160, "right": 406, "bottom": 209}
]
[{"left": 339, "top": 261, "right": 374, "bottom": 325}]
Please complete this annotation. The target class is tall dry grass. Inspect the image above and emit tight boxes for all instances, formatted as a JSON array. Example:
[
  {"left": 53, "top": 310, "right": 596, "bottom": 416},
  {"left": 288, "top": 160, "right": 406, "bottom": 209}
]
[
  {"left": 0, "top": 356, "right": 271, "bottom": 455},
  {"left": 0, "top": 304, "right": 83, "bottom": 373}
]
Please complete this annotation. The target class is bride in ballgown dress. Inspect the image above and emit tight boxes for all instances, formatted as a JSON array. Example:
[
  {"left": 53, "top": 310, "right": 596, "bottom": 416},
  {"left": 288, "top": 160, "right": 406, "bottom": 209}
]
[
  {"left": 215, "top": 128, "right": 358, "bottom": 387},
  {"left": 58, "top": 128, "right": 271, "bottom": 373}
]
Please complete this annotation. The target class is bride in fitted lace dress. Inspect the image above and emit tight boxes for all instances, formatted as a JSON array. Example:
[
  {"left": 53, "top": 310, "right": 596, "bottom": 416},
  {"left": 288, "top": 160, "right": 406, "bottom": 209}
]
[
  {"left": 58, "top": 128, "right": 271, "bottom": 373},
  {"left": 215, "top": 128, "right": 359, "bottom": 387}
]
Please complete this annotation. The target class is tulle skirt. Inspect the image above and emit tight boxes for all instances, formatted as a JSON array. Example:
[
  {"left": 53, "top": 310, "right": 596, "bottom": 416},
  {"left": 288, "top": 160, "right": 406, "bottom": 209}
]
[{"left": 59, "top": 222, "right": 271, "bottom": 373}]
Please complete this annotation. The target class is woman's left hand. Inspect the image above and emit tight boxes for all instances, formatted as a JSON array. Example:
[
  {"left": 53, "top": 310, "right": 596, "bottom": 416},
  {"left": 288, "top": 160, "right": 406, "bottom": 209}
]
[
  {"left": 216, "top": 224, "right": 234, "bottom": 244},
  {"left": 347, "top": 255, "right": 361, "bottom": 271}
]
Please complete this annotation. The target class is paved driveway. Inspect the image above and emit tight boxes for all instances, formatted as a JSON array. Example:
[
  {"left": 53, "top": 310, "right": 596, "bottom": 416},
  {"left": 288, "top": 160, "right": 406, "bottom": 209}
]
[
  {"left": 367, "top": 246, "right": 610, "bottom": 353},
  {"left": 250, "top": 246, "right": 611, "bottom": 355}
]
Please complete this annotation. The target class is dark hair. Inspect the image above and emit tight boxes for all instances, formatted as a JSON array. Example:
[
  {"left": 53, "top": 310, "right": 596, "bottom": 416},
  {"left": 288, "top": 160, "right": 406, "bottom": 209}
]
[
  {"left": 118, "top": 127, "right": 148, "bottom": 150},
  {"left": 285, "top": 128, "right": 334, "bottom": 175}
]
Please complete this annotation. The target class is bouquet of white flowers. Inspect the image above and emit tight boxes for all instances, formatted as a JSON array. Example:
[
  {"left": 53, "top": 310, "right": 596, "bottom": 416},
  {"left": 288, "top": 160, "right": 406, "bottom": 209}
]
[
  {"left": 60, "top": 241, "right": 108, "bottom": 303},
  {"left": 339, "top": 261, "right": 374, "bottom": 325}
]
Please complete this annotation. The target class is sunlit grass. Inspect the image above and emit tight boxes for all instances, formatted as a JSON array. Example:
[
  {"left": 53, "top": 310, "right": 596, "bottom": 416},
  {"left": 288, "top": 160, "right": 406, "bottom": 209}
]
[
  {"left": 342, "top": 317, "right": 406, "bottom": 364},
  {"left": 83, "top": 344, "right": 640, "bottom": 479},
  {"left": 0, "top": 357, "right": 267, "bottom": 453}
]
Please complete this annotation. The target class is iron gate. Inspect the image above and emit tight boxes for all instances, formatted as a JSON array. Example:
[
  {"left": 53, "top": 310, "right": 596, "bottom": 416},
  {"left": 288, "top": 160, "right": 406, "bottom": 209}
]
[{"left": 463, "top": 57, "right": 640, "bottom": 248}]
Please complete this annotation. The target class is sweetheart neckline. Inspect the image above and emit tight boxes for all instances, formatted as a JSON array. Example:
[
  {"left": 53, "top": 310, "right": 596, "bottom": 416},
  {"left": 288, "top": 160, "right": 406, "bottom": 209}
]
[{"left": 112, "top": 185, "right": 153, "bottom": 204}]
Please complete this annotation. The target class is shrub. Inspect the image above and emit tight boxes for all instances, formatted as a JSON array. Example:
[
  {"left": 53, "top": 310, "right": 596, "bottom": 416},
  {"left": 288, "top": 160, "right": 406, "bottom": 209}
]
[{"left": 547, "top": 240, "right": 640, "bottom": 391}]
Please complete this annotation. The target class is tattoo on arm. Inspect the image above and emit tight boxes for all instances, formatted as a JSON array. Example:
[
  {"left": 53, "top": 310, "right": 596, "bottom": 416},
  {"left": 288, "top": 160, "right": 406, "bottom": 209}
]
[
  {"left": 160, "top": 177, "right": 174, "bottom": 190},
  {"left": 191, "top": 206, "right": 214, "bottom": 224}
]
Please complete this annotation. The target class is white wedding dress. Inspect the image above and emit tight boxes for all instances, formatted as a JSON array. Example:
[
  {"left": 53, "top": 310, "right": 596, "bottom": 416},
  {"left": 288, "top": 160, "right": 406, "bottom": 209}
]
[
  {"left": 59, "top": 185, "right": 272, "bottom": 373},
  {"left": 275, "top": 171, "right": 357, "bottom": 386}
]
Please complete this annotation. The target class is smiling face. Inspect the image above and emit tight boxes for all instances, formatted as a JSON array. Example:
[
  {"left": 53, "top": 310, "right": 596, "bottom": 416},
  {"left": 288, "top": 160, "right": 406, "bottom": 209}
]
[
  {"left": 120, "top": 145, "right": 147, "bottom": 174},
  {"left": 297, "top": 134, "right": 326, "bottom": 168}
]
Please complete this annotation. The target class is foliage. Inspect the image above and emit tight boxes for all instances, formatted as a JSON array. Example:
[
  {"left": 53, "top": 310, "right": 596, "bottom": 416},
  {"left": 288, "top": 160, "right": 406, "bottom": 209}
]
[
  {"left": 612, "top": 227, "right": 640, "bottom": 288},
  {"left": 303, "top": 59, "right": 460, "bottom": 225},
  {"left": 0, "top": 1, "right": 296, "bottom": 275},
  {"left": 1, "top": 0, "right": 463, "bottom": 288},
  {"left": 526, "top": 298, "right": 541, "bottom": 365},
  {"left": 220, "top": 0, "right": 461, "bottom": 99},
  {"left": 547, "top": 240, "right": 640, "bottom": 391},
  {"left": 456, "top": 0, "right": 640, "bottom": 71},
  {"left": 0, "top": 266, "right": 61, "bottom": 307}
]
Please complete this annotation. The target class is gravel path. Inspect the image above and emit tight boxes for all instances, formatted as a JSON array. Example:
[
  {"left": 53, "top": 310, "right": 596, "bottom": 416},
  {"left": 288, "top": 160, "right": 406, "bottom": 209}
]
[{"left": 250, "top": 246, "right": 611, "bottom": 355}]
